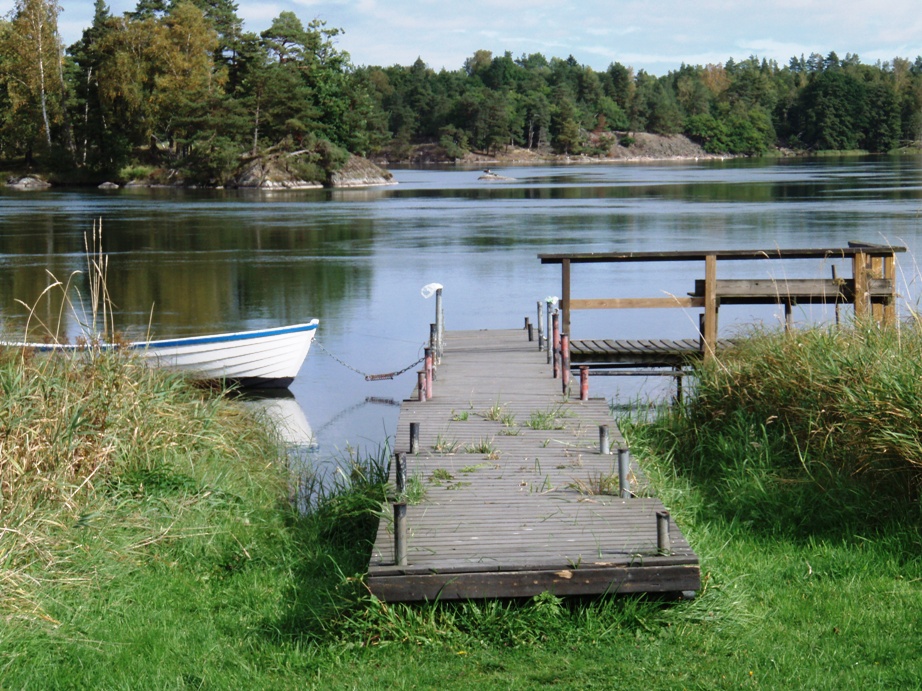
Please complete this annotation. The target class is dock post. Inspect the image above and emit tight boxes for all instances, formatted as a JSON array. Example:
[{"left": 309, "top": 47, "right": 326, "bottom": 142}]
[
  {"left": 656, "top": 511, "right": 671, "bottom": 555},
  {"left": 537, "top": 301, "right": 544, "bottom": 351},
  {"left": 580, "top": 366, "right": 589, "bottom": 401},
  {"left": 526, "top": 317, "right": 534, "bottom": 342},
  {"left": 546, "top": 302, "right": 553, "bottom": 363},
  {"left": 417, "top": 371, "right": 426, "bottom": 402},
  {"left": 674, "top": 366, "right": 683, "bottom": 405},
  {"left": 561, "top": 334, "right": 570, "bottom": 395},
  {"left": 424, "top": 347, "right": 433, "bottom": 399},
  {"left": 409, "top": 422, "right": 420, "bottom": 454},
  {"left": 552, "top": 312, "right": 560, "bottom": 378},
  {"left": 429, "top": 323, "right": 440, "bottom": 369},
  {"left": 599, "top": 425, "right": 611, "bottom": 455},
  {"left": 435, "top": 288, "right": 443, "bottom": 361},
  {"left": 394, "top": 503, "right": 408, "bottom": 566},
  {"left": 618, "top": 448, "right": 631, "bottom": 498},
  {"left": 395, "top": 452, "right": 407, "bottom": 494}
]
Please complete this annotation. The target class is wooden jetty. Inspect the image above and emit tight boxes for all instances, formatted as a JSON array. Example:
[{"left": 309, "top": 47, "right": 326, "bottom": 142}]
[
  {"left": 366, "top": 328, "right": 700, "bottom": 602},
  {"left": 540, "top": 243, "right": 905, "bottom": 368}
]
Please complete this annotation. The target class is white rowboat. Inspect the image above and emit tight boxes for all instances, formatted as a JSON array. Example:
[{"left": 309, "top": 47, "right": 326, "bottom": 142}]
[{"left": 7, "top": 319, "right": 319, "bottom": 389}]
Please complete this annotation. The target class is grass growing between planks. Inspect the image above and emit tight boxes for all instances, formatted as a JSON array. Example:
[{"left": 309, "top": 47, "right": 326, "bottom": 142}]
[{"left": 5, "top": 324, "right": 922, "bottom": 689}]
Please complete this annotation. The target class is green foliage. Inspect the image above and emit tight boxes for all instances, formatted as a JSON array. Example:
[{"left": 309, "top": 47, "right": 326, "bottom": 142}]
[
  {"left": 5, "top": 6, "right": 922, "bottom": 177},
  {"left": 670, "top": 323, "right": 922, "bottom": 510},
  {"left": 4, "top": 334, "right": 922, "bottom": 687}
]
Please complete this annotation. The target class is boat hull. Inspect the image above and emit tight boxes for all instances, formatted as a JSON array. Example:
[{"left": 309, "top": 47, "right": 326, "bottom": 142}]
[
  {"left": 5, "top": 320, "right": 319, "bottom": 389},
  {"left": 133, "top": 321, "right": 318, "bottom": 387}
]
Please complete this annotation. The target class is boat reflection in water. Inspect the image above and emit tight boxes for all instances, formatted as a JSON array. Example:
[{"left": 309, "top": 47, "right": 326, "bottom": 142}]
[
  {"left": 238, "top": 389, "right": 319, "bottom": 509},
  {"left": 238, "top": 389, "right": 317, "bottom": 449}
]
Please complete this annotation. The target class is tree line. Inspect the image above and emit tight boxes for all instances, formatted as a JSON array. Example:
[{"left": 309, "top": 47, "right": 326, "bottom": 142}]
[{"left": 3, "top": 0, "right": 922, "bottom": 185}]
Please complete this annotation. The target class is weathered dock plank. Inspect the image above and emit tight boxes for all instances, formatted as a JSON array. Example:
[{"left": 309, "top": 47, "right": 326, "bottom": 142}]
[{"left": 367, "top": 328, "right": 700, "bottom": 601}]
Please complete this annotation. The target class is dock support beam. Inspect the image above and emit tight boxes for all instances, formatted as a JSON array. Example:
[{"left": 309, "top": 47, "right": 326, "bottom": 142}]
[{"left": 579, "top": 366, "right": 589, "bottom": 401}]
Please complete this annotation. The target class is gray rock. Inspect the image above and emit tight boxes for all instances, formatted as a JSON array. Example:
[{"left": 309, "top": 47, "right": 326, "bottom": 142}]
[
  {"left": 329, "top": 155, "right": 396, "bottom": 188},
  {"left": 7, "top": 176, "right": 51, "bottom": 190}
]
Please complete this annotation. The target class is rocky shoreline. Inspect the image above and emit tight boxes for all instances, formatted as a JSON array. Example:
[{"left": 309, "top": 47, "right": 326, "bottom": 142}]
[
  {"left": 4, "top": 134, "right": 747, "bottom": 191},
  {"left": 372, "top": 133, "right": 739, "bottom": 168}
]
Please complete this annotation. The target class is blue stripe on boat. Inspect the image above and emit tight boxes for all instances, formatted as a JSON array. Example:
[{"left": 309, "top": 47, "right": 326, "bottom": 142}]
[{"left": 132, "top": 322, "right": 318, "bottom": 350}]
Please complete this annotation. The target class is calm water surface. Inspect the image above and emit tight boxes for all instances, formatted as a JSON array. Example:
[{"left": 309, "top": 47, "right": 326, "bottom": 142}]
[{"left": 2, "top": 157, "right": 921, "bottom": 470}]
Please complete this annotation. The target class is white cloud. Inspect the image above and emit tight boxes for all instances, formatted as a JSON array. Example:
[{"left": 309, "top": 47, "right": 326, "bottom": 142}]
[{"left": 7, "top": 0, "right": 922, "bottom": 74}]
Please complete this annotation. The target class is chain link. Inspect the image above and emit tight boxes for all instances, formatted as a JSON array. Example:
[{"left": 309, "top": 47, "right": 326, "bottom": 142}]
[{"left": 313, "top": 340, "right": 426, "bottom": 381}]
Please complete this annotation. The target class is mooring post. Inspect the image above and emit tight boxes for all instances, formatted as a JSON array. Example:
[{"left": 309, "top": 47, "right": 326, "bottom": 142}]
[
  {"left": 537, "top": 301, "right": 544, "bottom": 351},
  {"left": 551, "top": 312, "right": 560, "bottom": 378},
  {"left": 395, "top": 451, "right": 407, "bottom": 495},
  {"left": 656, "top": 511, "right": 671, "bottom": 555},
  {"left": 435, "top": 287, "right": 443, "bottom": 360},
  {"left": 561, "top": 333, "right": 570, "bottom": 395},
  {"left": 409, "top": 422, "right": 420, "bottom": 454},
  {"left": 417, "top": 371, "right": 426, "bottom": 402},
  {"left": 618, "top": 448, "right": 631, "bottom": 498},
  {"left": 429, "top": 323, "right": 440, "bottom": 370},
  {"left": 526, "top": 317, "right": 534, "bottom": 342},
  {"left": 674, "top": 366, "right": 683, "bottom": 405},
  {"left": 599, "top": 424, "right": 611, "bottom": 455},
  {"left": 546, "top": 302, "right": 553, "bottom": 363},
  {"left": 394, "top": 502, "right": 408, "bottom": 566},
  {"left": 579, "top": 366, "right": 589, "bottom": 401},
  {"left": 424, "top": 347, "right": 433, "bottom": 399}
]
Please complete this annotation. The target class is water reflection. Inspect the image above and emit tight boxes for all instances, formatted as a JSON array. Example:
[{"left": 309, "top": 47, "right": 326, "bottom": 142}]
[
  {"left": 238, "top": 389, "right": 316, "bottom": 449},
  {"left": 1, "top": 157, "right": 921, "bottom": 479}
]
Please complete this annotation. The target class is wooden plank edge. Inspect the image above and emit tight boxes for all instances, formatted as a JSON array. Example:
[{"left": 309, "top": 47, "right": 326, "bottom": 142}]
[{"left": 367, "top": 563, "right": 701, "bottom": 601}]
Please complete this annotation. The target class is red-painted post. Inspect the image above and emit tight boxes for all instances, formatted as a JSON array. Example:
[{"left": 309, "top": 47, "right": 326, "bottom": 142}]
[
  {"left": 417, "top": 371, "right": 426, "bottom": 401},
  {"left": 580, "top": 366, "right": 589, "bottom": 401}
]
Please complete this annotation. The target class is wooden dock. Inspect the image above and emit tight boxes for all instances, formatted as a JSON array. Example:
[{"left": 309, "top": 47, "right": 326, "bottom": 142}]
[{"left": 366, "top": 328, "right": 700, "bottom": 602}]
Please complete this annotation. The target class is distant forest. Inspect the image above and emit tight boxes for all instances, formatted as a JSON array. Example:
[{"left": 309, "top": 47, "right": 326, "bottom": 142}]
[{"left": 3, "top": 0, "right": 922, "bottom": 184}]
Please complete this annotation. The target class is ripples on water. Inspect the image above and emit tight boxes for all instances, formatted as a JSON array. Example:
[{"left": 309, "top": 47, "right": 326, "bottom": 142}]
[{"left": 1, "top": 157, "right": 920, "bottom": 473}]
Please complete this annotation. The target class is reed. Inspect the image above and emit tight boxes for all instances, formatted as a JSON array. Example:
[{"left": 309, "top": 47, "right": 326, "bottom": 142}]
[{"left": 688, "top": 321, "right": 922, "bottom": 502}]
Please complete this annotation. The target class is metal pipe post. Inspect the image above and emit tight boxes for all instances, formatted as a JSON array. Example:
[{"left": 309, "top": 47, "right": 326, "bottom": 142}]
[
  {"left": 537, "top": 301, "right": 544, "bottom": 351},
  {"left": 561, "top": 333, "right": 570, "bottom": 395},
  {"left": 599, "top": 425, "right": 611, "bottom": 455},
  {"left": 435, "top": 287, "right": 443, "bottom": 360},
  {"left": 394, "top": 503, "right": 408, "bottom": 565},
  {"left": 552, "top": 312, "right": 560, "bottom": 378},
  {"left": 656, "top": 511, "right": 671, "bottom": 555},
  {"left": 424, "top": 348, "right": 433, "bottom": 399},
  {"left": 618, "top": 448, "right": 631, "bottom": 498},
  {"left": 395, "top": 452, "right": 407, "bottom": 494},
  {"left": 409, "top": 422, "right": 420, "bottom": 454}
]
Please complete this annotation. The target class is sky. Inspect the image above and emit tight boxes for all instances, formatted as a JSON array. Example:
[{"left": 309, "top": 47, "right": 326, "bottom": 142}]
[{"left": 5, "top": 0, "right": 922, "bottom": 75}]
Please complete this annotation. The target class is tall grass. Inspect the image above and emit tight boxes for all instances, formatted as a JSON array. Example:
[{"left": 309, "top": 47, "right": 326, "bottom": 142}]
[
  {"left": 0, "top": 346, "right": 280, "bottom": 624},
  {"left": 627, "top": 320, "right": 922, "bottom": 535},
  {"left": 5, "top": 320, "right": 922, "bottom": 688}
]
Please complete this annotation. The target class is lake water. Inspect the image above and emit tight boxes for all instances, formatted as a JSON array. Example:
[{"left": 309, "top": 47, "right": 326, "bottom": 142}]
[{"left": 2, "top": 157, "right": 921, "bottom": 472}]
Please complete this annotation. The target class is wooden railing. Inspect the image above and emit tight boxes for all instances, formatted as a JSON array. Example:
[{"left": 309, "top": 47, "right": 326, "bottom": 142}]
[{"left": 539, "top": 243, "right": 906, "bottom": 360}]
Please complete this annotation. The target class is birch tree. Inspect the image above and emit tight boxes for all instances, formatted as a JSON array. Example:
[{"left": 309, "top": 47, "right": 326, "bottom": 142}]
[{"left": 0, "top": 0, "right": 65, "bottom": 153}]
